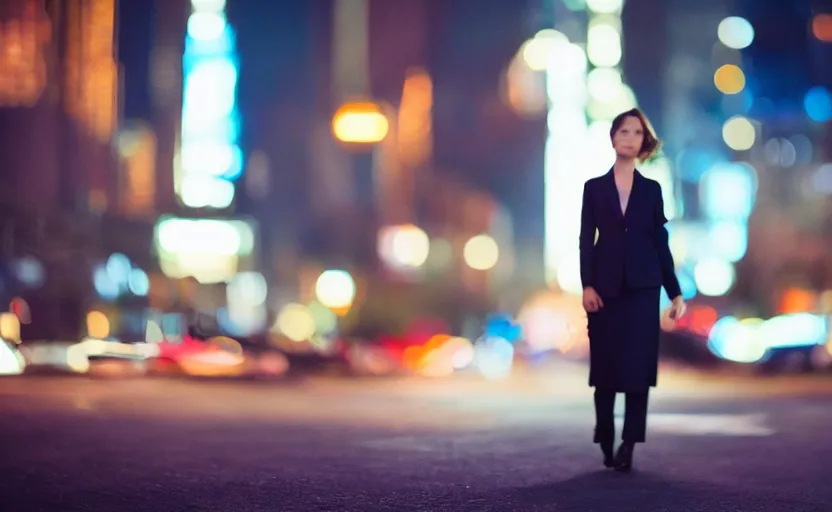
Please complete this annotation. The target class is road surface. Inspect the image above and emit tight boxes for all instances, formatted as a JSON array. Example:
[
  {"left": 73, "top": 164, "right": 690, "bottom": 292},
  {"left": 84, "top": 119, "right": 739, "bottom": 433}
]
[{"left": 0, "top": 362, "right": 830, "bottom": 511}]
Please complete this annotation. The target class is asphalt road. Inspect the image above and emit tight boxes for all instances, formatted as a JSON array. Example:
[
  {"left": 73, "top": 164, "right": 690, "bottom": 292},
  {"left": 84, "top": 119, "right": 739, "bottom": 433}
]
[{"left": 1, "top": 362, "right": 830, "bottom": 511}]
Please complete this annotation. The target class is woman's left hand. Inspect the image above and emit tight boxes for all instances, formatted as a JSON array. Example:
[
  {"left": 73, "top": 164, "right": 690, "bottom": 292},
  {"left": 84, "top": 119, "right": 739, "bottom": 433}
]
[{"left": 669, "top": 296, "right": 686, "bottom": 319}]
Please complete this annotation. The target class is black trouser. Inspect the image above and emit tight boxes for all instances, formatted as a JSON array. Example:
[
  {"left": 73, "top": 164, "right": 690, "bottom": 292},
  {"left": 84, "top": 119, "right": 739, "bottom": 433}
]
[{"left": 593, "top": 389, "right": 650, "bottom": 445}]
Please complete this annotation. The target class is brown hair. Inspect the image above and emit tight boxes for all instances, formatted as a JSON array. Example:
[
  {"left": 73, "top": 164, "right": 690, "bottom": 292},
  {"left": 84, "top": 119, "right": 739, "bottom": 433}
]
[{"left": 610, "top": 108, "right": 662, "bottom": 161}]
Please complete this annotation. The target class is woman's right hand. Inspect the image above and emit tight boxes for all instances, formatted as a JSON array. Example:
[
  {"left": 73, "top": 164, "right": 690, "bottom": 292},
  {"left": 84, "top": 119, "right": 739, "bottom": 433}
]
[{"left": 582, "top": 286, "right": 604, "bottom": 313}]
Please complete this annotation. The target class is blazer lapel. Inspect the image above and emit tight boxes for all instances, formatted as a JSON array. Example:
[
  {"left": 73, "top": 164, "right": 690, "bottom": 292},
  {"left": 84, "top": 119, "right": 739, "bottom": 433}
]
[
  {"left": 624, "top": 170, "right": 644, "bottom": 222},
  {"left": 604, "top": 168, "right": 624, "bottom": 223}
]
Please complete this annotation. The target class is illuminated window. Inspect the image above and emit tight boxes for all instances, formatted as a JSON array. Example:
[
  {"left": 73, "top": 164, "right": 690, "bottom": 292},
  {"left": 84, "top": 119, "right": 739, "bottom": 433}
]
[
  {"left": 63, "top": 0, "right": 117, "bottom": 143},
  {"left": 0, "top": 0, "right": 51, "bottom": 107}
]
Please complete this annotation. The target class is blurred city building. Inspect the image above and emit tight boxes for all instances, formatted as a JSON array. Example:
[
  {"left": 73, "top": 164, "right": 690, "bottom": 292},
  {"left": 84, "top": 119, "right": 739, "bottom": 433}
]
[
  {"left": 0, "top": 0, "right": 125, "bottom": 339},
  {"left": 0, "top": 0, "right": 246, "bottom": 340},
  {"left": 0, "top": 0, "right": 118, "bottom": 211}
]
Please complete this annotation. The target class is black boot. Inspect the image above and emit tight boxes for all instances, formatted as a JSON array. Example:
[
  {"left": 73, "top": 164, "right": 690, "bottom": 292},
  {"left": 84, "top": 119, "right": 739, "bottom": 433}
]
[
  {"left": 614, "top": 442, "right": 634, "bottom": 472},
  {"left": 594, "top": 427, "right": 615, "bottom": 468},
  {"left": 601, "top": 442, "right": 615, "bottom": 468}
]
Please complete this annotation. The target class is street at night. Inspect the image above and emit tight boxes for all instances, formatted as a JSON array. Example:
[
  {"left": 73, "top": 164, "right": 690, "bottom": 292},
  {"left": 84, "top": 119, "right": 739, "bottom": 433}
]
[
  {"left": 2, "top": 0, "right": 832, "bottom": 510},
  {"left": 1, "top": 363, "right": 830, "bottom": 511}
]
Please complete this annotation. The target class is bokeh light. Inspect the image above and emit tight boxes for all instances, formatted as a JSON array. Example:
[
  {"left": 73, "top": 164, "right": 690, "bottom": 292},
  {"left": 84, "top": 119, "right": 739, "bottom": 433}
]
[
  {"left": 708, "top": 316, "right": 767, "bottom": 363},
  {"left": 227, "top": 271, "right": 268, "bottom": 306},
  {"left": 315, "top": 270, "right": 356, "bottom": 310},
  {"left": 587, "top": 20, "right": 622, "bottom": 68},
  {"left": 128, "top": 268, "right": 150, "bottom": 296},
  {"left": 0, "top": 340, "right": 25, "bottom": 375},
  {"left": 207, "top": 335, "right": 244, "bottom": 356},
  {"left": 722, "top": 116, "right": 756, "bottom": 151},
  {"left": 332, "top": 102, "right": 389, "bottom": 143},
  {"left": 812, "top": 13, "right": 832, "bottom": 42},
  {"left": 463, "top": 235, "right": 500, "bottom": 271},
  {"left": 694, "top": 258, "right": 735, "bottom": 297},
  {"left": 717, "top": 17, "right": 755, "bottom": 50},
  {"left": 276, "top": 303, "right": 316, "bottom": 342},
  {"left": 713, "top": 64, "right": 746, "bottom": 95},
  {"left": 0, "top": 313, "right": 21, "bottom": 342},
  {"left": 10, "top": 257, "right": 46, "bottom": 288},
  {"left": 811, "top": 164, "right": 832, "bottom": 195},
  {"left": 192, "top": 0, "right": 227, "bottom": 12},
  {"left": 187, "top": 12, "right": 227, "bottom": 41},
  {"left": 708, "top": 220, "right": 748, "bottom": 263},
  {"left": 521, "top": 29, "right": 568, "bottom": 71},
  {"left": 517, "top": 291, "right": 587, "bottom": 355},
  {"left": 86, "top": 311, "right": 111, "bottom": 339},
  {"left": 178, "top": 1, "right": 240, "bottom": 209},
  {"left": 763, "top": 137, "right": 798, "bottom": 168},
  {"left": 700, "top": 162, "right": 758, "bottom": 220},
  {"left": 586, "top": 0, "right": 624, "bottom": 14},
  {"left": 145, "top": 321, "right": 165, "bottom": 344},
  {"left": 93, "top": 264, "right": 120, "bottom": 300},
  {"left": 587, "top": 67, "right": 622, "bottom": 102},
  {"left": 9, "top": 298, "right": 31, "bottom": 326},
  {"left": 474, "top": 336, "right": 514, "bottom": 381},
  {"left": 789, "top": 134, "right": 813, "bottom": 164},
  {"left": 154, "top": 217, "right": 255, "bottom": 284},
  {"left": 378, "top": 224, "right": 430, "bottom": 269},
  {"left": 307, "top": 301, "right": 339, "bottom": 335},
  {"left": 803, "top": 87, "right": 832, "bottom": 123}
]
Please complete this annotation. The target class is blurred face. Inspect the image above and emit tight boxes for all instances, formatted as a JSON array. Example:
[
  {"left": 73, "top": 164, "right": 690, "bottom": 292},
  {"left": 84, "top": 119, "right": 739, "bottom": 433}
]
[{"left": 611, "top": 115, "right": 644, "bottom": 159}]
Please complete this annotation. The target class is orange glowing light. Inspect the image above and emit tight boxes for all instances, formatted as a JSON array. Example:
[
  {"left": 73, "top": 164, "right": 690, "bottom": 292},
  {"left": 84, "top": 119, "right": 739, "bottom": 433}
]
[
  {"left": 402, "top": 345, "right": 423, "bottom": 370},
  {"left": 401, "top": 334, "right": 454, "bottom": 373},
  {"left": 424, "top": 333, "right": 451, "bottom": 352},
  {"left": 64, "top": 0, "right": 117, "bottom": 142},
  {"left": 779, "top": 288, "right": 815, "bottom": 314},
  {"left": 332, "top": 101, "right": 389, "bottom": 143},
  {"left": 713, "top": 64, "right": 746, "bottom": 95},
  {"left": 812, "top": 14, "right": 832, "bottom": 42},
  {"left": 397, "top": 69, "right": 433, "bottom": 166},
  {"left": 0, "top": 1, "right": 52, "bottom": 106}
]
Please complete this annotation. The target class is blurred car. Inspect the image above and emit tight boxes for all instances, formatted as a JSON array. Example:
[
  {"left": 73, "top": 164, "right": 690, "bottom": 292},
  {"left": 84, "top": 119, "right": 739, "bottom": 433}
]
[{"left": 0, "top": 339, "right": 25, "bottom": 375}]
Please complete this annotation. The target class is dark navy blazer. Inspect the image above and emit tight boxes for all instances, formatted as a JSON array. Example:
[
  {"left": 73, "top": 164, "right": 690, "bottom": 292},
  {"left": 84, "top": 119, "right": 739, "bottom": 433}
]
[{"left": 579, "top": 169, "right": 681, "bottom": 301}]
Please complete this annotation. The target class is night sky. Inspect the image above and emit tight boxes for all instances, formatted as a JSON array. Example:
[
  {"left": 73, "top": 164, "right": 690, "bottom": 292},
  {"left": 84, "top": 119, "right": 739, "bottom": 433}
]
[{"left": 117, "top": 0, "right": 154, "bottom": 121}]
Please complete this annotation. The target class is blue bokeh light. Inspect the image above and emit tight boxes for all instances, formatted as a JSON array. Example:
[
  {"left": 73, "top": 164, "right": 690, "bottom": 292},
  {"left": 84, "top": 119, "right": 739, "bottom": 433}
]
[
  {"left": 178, "top": 9, "right": 242, "bottom": 209},
  {"left": 700, "top": 162, "right": 758, "bottom": 221},
  {"left": 804, "top": 87, "right": 832, "bottom": 123},
  {"left": 484, "top": 314, "right": 522, "bottom": 343}
]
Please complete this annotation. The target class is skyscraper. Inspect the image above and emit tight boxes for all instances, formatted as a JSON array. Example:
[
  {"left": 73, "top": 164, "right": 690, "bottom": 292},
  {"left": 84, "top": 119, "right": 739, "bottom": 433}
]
[
  {"left": 0, "top": 0, "right": 119, "bottom": 212},
  {"left": 0, "top": 0, "right": 61, "bottom": 208}
]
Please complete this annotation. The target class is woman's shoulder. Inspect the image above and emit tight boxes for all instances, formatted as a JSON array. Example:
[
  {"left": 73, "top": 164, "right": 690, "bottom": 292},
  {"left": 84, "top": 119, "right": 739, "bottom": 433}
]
[
  {"left": 583, "top": 175, "right": 605, "bottom": 190},
  {"left": 636, "top": 172, "right": 663, "bottom": 192}
]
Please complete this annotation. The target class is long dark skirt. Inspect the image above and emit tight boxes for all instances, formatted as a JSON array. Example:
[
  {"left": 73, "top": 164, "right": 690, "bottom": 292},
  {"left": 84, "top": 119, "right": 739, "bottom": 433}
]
[{"left": 587, "top": 286, "right": 661, "bottom": 393}]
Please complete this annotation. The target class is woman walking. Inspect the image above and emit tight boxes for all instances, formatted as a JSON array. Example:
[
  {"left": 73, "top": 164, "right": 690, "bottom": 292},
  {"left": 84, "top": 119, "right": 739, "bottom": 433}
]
[{"left": 579, "top": 108, "right": 685, "bottom": 472}]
